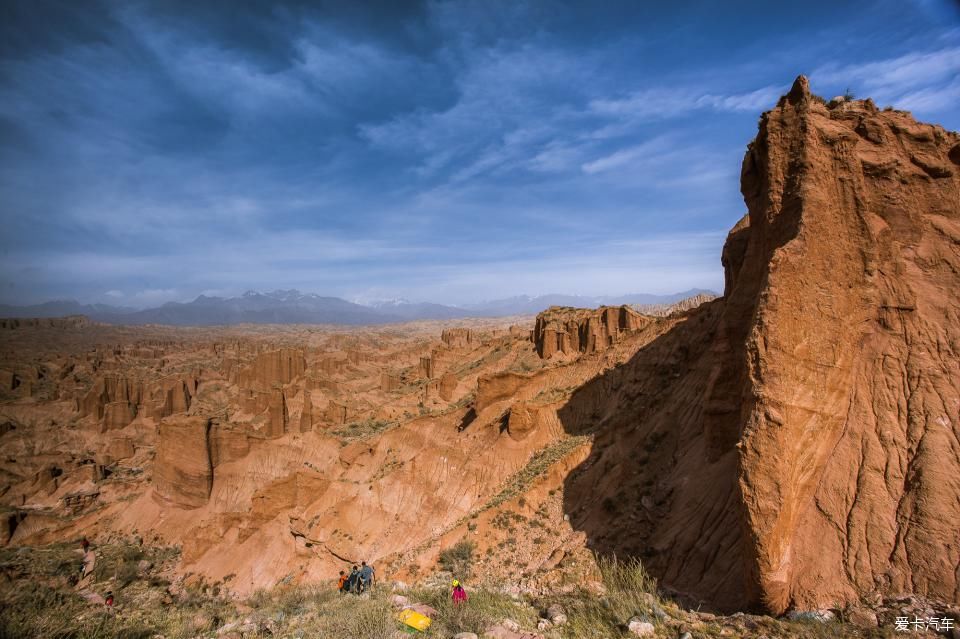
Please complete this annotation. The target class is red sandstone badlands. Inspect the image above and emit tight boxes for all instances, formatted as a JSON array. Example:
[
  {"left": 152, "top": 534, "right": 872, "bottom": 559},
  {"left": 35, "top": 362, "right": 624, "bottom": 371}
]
[{"left": 1, "top": 78, "right": 957, "bottom": 617}]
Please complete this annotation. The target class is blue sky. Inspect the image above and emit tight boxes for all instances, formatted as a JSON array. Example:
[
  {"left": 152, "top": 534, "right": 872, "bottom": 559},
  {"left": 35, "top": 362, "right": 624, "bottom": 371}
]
[{"left": 1, "top": 0, "right": 958, "bottom": 307}]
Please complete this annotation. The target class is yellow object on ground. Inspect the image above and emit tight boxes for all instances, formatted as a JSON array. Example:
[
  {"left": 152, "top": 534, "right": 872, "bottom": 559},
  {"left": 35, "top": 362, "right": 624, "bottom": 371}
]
[{"left": 397, "top": 608, "right": 432, "bottom": 632}]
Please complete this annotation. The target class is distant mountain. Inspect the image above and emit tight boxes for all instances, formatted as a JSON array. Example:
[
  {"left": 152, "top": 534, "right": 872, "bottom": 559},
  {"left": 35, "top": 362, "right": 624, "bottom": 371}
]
[
  {"left": 0, "top": 300, "right": 137, "bottom": 318},
  {"left": 0, "top": 288, "right": 718, "bottom": 326},
  {"left": 367, "top": 299, "right": 469, "bottom": 321},
  {"left": 92, "top": 290, "right": 396, "bottom": 326}
]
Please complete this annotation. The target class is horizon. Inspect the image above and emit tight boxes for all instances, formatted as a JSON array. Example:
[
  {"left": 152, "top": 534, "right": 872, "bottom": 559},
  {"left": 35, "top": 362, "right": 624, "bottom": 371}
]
[
  {"left": 2, "top": 1, "right": 959, "bottom": 307},
  {"left": 0, "top": 285, "right": 718, "bottom": 312}
]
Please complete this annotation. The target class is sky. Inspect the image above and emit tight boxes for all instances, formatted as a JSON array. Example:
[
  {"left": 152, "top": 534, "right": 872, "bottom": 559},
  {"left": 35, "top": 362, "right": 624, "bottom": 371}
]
[{"left": 1, "top": 0, "right": 959, "bottom": 308}]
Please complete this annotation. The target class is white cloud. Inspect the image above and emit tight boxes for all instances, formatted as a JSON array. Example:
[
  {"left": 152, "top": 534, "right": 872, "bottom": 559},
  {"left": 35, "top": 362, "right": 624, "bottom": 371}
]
[
  {"left": 589, "top": 84, "right": 787, "bottom": 119},
  {"left": 812, "top": 46, "right": 960, "bottom": 113},
  {"left": 581, "top": 139, "right": 666, "bottom": 174},
  {"left": 104, "top": 289, "right": 124, "bottom": 298},
  {"left": 129, "top": 288, "right": 182, "bottom": 306}
]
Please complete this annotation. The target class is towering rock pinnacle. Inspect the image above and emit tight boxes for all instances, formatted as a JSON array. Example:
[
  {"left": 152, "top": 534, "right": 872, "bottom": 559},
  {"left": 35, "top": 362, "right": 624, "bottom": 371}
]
[
  {"left": 717, "top": 76, "right": 960, "bottom": 612},
  {"left": 561, "top": 77, "right": 959, "bottom": 615}
]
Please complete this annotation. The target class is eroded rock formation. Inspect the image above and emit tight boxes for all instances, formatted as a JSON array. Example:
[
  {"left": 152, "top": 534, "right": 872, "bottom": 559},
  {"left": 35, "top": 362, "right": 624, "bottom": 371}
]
[
  {"left": 0, "top": 77, "right": 955, "bottom": 618},
  {"left": 153, "top": 416, "right": 212, "bottom": 509},
  {"left": 730, "top": 76, "right": 960, "bottom": 613},
  {"left": 561, "top": 76, "right": 960, "bottom": 614},
  {"left": 533, "top": 305, "right": 650, "bottom": 358}
]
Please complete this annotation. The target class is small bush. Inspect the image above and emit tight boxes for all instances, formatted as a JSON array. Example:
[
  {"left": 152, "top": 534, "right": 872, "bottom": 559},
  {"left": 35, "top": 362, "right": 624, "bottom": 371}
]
[{"left": 438, "top": 539, "right": 476, "bottom": 580}]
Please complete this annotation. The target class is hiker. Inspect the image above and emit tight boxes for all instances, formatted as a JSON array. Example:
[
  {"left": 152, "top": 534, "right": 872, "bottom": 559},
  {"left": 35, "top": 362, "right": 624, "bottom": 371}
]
[
  {"left": 359, "top": 560, "right": 375, "bottom": 591},
  {"left": 347, "top": 565, "right": 361, "bottom": 594},
  {"left": 337, "top": 570, "right": 348, "bottom": 593},
  {"left": 452, "top": 579, "right": 467, "bottom": 605},
  {"left": 80, "top": 537, "right": 89, "bottom": 553},
  {"left": 105, "top": 591, "right": 114, "bottom": 607}
]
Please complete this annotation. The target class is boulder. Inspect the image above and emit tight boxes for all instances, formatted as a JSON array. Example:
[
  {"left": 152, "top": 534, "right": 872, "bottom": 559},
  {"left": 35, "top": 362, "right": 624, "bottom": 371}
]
[
  {"left": 627, "top": 618, "right": 655, "bottom": 637},
  {"left": 546, "top": 604, "right": 567, "bottom": 625}
]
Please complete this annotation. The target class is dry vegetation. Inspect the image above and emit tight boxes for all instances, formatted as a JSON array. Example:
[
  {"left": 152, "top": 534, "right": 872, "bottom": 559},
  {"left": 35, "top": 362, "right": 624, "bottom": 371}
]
[{"left": 0, "top": 542, "right": 908, "bottom": 638}]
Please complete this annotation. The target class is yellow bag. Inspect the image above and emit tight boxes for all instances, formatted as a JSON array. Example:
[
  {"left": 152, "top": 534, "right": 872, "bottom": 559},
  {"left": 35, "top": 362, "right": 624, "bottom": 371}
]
[{"left": 397, "top": 608, "right": 432, "bottom": 632}]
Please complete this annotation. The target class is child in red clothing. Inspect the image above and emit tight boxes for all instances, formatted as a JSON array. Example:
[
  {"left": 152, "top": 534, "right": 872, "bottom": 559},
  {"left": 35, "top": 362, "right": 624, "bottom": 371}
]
[{"left": 451, "top": 579, "right": 467, "bottom": 605}]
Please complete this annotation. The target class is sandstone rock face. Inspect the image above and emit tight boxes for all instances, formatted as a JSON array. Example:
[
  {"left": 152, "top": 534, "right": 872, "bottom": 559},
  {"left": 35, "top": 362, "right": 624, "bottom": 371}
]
[
  {"left": 324, "top": 401, "right": 350, "bottom": 425},
  {"left": 299, "top": 390, "right": 313, "bottom": 433},
  {"left": 238, "top": 348, "right": 305, "bottom": 390},
  {"left": 102, "top": 400, "right": 135, "bottom": 431},
  {"left": 533, "top": 305, "right": 650, "bottom": 358},
  {"left": 439, "top": 371, "right": 457, "bottom": 401},
  {"left": 266, "top": 389, "right": 288, "bottom": 438},
  {"left": 381, "top": 371, "right": 400, "bottom": 392},
  {"left": 418, "top": 356, "right": 434, "bottom": 379},
  {"left": 730, "top": 76, "right": 960, "bottom": 613},
  {"left": 153, "top": 416, "right": 212, "bottom": 509},
  {"left": 561, "top": 77, "right": 960, "bottom": 615},
  {"left": 556, "top": 79, "right": 960, "bottom": 613},
  {"left": 80, "top": 375, "right": 143, "bottom": 420},
  {"left": 441, "top": 328, "right": 473, "bottom": 348},
  {"left": 165, "top": 379, "right": 192, "bottom": 414},
  {"left": 476, "top": 372, "right": 529, "bottom": 413},
  {"left": 108, "top": 437, "right": 135, "bottom": 460}
]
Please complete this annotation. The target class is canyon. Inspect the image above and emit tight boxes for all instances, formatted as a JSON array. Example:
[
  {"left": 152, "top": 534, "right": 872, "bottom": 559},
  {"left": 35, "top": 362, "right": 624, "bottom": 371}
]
[{"left": 2, "top": 77, "right": 959, "bottom": 626}]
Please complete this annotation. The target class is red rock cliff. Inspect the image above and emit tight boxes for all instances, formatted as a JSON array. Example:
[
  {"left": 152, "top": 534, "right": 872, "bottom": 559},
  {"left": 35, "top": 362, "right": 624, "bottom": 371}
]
[{"left": 727, "top": 76, "right": 960, "bottom": 613}]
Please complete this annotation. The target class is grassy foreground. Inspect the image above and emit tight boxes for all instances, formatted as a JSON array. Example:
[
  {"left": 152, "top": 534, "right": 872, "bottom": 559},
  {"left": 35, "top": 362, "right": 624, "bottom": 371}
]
[{"left": 0, "top": 543, "right": 907, "bottom": 638}]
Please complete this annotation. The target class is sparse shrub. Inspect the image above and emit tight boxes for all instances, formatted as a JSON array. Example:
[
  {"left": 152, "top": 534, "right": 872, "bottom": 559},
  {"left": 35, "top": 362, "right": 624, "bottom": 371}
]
[
  {"left": 563, "top": 555, "right": 660, "bottom": 638},
  {"left": 439, "top": 539, "right": 476, "bottom": 580},
  {"left": 332, "top": 419, "right": 397, "bottom": 441},
  {"left": 116, "top": 557, "right": 140, "bottom": 588}
]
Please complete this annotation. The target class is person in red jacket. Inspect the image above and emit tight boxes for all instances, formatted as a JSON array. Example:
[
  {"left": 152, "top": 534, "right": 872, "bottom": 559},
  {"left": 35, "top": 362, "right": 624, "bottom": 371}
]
[{"left": 451, "top": 579, "right": 467, "bottom": 605}]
